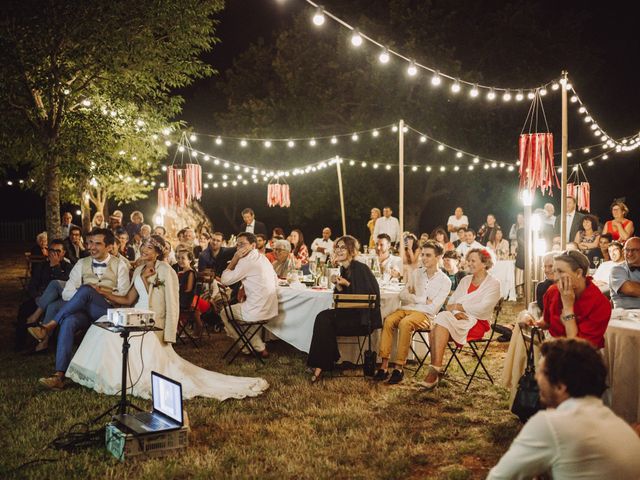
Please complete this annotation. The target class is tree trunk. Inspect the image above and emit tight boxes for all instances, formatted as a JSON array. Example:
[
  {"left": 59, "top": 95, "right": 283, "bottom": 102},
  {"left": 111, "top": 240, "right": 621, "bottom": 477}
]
[
  {"left": 44, "top": 149, "right": 62, "bottom": 239},
  {"left": 81, "top": 189, "right": 92, "bottom": 233}
]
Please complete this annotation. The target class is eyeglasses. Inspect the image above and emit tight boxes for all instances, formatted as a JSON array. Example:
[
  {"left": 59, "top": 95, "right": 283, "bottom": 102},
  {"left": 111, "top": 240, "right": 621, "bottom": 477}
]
[{"left": 334, "top": 245, "right": 347, "bottom": 251}]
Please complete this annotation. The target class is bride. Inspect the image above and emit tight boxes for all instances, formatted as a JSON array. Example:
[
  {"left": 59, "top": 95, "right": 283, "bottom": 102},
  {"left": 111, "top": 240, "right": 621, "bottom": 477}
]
[{"left": 66, "top": 235, "right": 268, "bottom": 400}]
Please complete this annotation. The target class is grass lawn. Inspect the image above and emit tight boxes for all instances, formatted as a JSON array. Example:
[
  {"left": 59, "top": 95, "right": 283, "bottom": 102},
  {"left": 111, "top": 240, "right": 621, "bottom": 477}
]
[{"left": 0, "top": 245, "right": 523, "bottom": 479}]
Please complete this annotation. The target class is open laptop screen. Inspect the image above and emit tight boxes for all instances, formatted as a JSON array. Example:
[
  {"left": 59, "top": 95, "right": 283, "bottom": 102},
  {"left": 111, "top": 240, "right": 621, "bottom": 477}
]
[{"left": 151, "top": 371, "right": 183, "bottom": 425}]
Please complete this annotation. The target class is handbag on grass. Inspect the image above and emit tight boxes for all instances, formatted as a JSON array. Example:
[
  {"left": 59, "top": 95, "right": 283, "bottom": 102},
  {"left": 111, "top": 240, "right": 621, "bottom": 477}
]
[{"left": 511, "top": 326, "right": 543, "bottom": 422}]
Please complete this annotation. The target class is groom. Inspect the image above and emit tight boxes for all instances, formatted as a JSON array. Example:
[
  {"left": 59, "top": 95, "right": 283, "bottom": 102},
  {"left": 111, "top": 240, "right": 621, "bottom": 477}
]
[{"left": 29, "top": 228, "right": 130, "bottom": 390}]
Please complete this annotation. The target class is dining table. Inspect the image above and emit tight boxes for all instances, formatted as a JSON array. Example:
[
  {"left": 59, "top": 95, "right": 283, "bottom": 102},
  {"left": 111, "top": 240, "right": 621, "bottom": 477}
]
[
  {"left": 265, "top": 283, "right": 426, "bottom": 364},
  {"left": 603, "top": 310, "right": 640, "bottom": 424},
  {"left": 490, "top": 259, "right": 517, "bottom": 301}
]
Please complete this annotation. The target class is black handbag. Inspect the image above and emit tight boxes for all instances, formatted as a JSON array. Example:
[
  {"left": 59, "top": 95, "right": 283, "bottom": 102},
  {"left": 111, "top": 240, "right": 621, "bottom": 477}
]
[{"left": 511, "top": 326, "right": 542, "bottom": 423}]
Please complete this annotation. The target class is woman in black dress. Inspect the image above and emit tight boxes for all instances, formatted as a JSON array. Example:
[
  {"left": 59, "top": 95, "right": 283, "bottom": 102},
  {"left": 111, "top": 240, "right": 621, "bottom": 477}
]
[{"left": 307, "top": 235, "right": 382, "bottom": 381}]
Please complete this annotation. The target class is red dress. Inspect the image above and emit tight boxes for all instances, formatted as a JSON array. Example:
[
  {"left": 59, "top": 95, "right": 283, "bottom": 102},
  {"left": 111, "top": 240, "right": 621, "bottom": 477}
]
[
  {"left": 464, "top": 283, "right": 491, "bottom": 342},
  {"left": 603, "top": 219, "right": 631, "bottom": 241},
  {"left": 543, "top": 277, "right": 611, "bottom": 348}
]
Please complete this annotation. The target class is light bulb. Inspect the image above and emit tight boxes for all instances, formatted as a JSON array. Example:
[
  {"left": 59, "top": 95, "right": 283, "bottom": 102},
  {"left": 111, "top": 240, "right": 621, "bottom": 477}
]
[
  {"left": 331, "top": 136, "right": 338, "bottom": 144},
  {"left": 584, "top": 116, "right": 592, "bottom": 123},
  {"left": 351, "top": 133, "right": 359, "bottom": 141},
  {"left": 473, "top": 157, "right": 479, "bottom": 164},
  {"left": 392, "top": 125, "right": 398, "bottom": 132},
  {"left": 207, "top": 173, "right": 213, "bottom": 179},
  {"left": 264, "top": 140, "right": 272, "bottom": 148},
  {"left": 431, "top": 71, "right": 441, "bottom": 86},
  {"left": 223, "top": 162, "right": 229, "bottom": 168},
  {"left": 309, "top": 138, "right": 317, "bottom": 146},
  {"left": 470, "top": 85, "right": 479, "bottom": 98},
  {"left": 583, "top": 148, "right": 590, "bottom": 153},
  {"left": 438, "top": 144, "right": 445, "bottom": 151},
  {"left": 456, "top": 152, "right": 463, "bottom": 158},
  {"left": 162, "top": 128, "right": 171, "bottom": 136},
  {"left": 468, "top": 165, "right": 474, "bottom": 171},
  {"left": 508, "top": 165, "right": 514, "bottom": 171},
  {"left": 402, "top": 126, "right": 408, "bottom": 133},
  {"left": 191, "top": 151, "right": 198, "bottom": 157},
  {"left": 203, "top": 155, "right": 210, "bottom": 161},
  {"left": 419, "top": 136, "right": 427, "bottom": 143},
  {"left": 287, "top": 140, "right": 295, "bottom": 148},
  {"left": 540, "top": 88, "right": 547, "bottom": 96},
  {"left": 361, "top": 162, "right": 367, "bottom": 167},
  {"left": 567, "top": 152, "right": 573, "bottom": 157},
  {"left": 178, "top": 146, "right": 185, "bottom": 152},
  {"left": 372, "top": 130, "right": 379, "bottom": 137},
  {"left": 451, "top": 80, "right": 461, "bottom": 93},
  {"left": 373, "top": 163, "right": 379, "bottom": 169},
  {"left": 82, "top": 99, "right": 91, "bottom": 107},
  {"left": 527, "top": 91, "right": 535, "bottom": 100},
  {"left": 189, "top": 134, "right": 197, "bottom": 141},
  {"left": 349, "top": 160, "right": 355, "bottom": 166},
  {"left": 440, "top": 166, "right": 446, "bottom": 172},
  {"left": 515, "top": 90, "right": 524, "bottom": 101},
  {"left": 454, "top": 165, "right": 460, "bottom": 171},
  {"left": 378, "top": 48, "right": 390, "bottom": 64},
  {"left": 240, "top": 139, "right": 248, "bottom": 147},
  {"left": 503, "top": 91, "right": 512, "bottom": 102},
  {"left": 487, "top": 89, "right": 496, "bottom": 100},
  {"left": 484, "top": 164, "right": 489, "bottom": 170},
  {"left": 351, "top": 29, "right": 363, "bottom": 47},
  {"left": 551, "top": 82, "right": 560, "bottom": 90},
  {"left": 164, "top": 140, "right": 171, "bottom": 147},
  {"left": 215, "top": 137, "right": 222, "bottom": 145},
  {"left": 385, "top": 165, "right": 391, "bottom": 170},
  {"left": 407, "top": 61, "right": 417, "bottom": 76},
  {"left": 588, "top": 160, "right": 594, "bottom": 166},
  {"left": 426, "top": 166, "right": 432, "bottom": 172},
  {"left": 411, "top": 166, "right": 418, "bottom": 171},
  {"left": 312, "top": 7, "right": 325, "bottom": 26},
  {"left": 579, "top": 106, "right": 586, "bottom": 113},
  {"left": 602, "top": 154, "right": 609, "bottom": 159},
  {"left": 570, "top": 95, "right": 578, "bottom": 103}
]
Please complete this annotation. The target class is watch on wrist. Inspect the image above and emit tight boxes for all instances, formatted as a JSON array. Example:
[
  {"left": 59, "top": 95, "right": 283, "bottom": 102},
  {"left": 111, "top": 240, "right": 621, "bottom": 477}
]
[{"left": 561, "top": 313, "right": 576, "bottom": 323}]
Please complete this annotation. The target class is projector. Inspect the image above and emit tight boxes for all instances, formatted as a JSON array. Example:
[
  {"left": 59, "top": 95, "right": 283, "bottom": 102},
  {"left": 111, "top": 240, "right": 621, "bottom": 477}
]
[{"left": 107, "top": 308, "right": 155, "bottom": 327}]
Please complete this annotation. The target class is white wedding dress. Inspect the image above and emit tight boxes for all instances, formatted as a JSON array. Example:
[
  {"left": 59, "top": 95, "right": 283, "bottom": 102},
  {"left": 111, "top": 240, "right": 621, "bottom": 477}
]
[{"left": 66, "top": 275, "right": 269, "bottom": 400}]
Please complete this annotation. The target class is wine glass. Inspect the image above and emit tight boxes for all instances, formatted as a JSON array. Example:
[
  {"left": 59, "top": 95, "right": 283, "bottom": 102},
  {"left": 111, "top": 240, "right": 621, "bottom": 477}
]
[
  {"left": 593, "top": 257, "right": 601, "bottom": 268},
  {"left": 309, "top": 261, "right": 318, "bottom": 286}
]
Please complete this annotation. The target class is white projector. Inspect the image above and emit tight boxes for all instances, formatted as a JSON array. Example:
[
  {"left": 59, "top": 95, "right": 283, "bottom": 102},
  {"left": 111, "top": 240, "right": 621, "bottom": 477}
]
[{"left": 107, "top": 308, "right": 155, "bottom": 327}]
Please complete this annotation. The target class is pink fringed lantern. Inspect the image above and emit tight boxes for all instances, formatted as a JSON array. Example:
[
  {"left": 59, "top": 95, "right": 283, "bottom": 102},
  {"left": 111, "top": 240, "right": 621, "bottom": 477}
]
[
  {"left": 158, "top": 187, "right": 170, "bottom": 211},
  {"left": 567, "top": 182, "right": 591, "bottom": 212},
  {"left": 267, "top": 180, "right": 291, "bottom": 208},
  {"left": 518, "top": 133, "right": 559, "bottom": 196},
  {"left": 167, "top": 164, "right": 202, "bottom": 208}
]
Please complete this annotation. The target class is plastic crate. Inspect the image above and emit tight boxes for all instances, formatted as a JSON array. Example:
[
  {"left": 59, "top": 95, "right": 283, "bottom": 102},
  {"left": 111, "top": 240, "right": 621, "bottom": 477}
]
[{"left": 105, "top": 422, "right": 189, "bottom": 461}]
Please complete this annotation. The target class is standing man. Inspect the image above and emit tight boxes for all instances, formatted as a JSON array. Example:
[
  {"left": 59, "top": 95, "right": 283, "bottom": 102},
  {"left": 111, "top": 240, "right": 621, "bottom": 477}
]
[
  {"left": 609, "top": 237, "right": 640, "bottom": 310},
  {"left": 198, "top": 232, "right": 235, "bottom": 278},
  {"left": 555, "top": 196, "right": 585, "bottom": 245},
  {"left": 488, "top": 338, "right": 640, "bottom": 479},
  {"left": 63, "top": 226, "right": 88, "bottom": 266},
  {"left": 374, "top": 241, "right": 451, "bottom": 384},
  {"left": 240, "top": 208, "right": 268, "bottom": 236},
  {"left": 373, "top": 206, "right": 401, "bottom": 246},
  {"left": 220, "top": 232, "right": 278, "bottom": 357},
  {"left": 60, "top": 211, "right": 77, "bottom": 239},
  {"left": 447, "top": 207, "right": 469, "bottom": 243},
  {"left": 29, "top": 228, "right": 130, "bottom": 389},
  {"left": 310, "top": 227, "right": 334, "bottom": 263},
  {"left": 477, "top": 214, "right": 499, "bottom": 245}
]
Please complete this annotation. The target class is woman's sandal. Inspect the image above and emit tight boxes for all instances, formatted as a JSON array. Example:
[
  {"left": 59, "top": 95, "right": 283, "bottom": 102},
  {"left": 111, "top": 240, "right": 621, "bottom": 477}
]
[{"left": 310, "top": 371, "right": 322, "bottom": 383}]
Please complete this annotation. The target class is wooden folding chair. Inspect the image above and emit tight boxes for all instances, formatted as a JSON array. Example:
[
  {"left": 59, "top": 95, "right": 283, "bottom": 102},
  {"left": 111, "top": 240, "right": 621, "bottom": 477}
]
[
  {"left": 442, "top": 298, "right": 505, "bottom": 391},
  {"left": 333, "top": 293, "right": 377, "bottom": 373},
  {"left": 407, "top": 326, "right": 431, "bottom": 377},
  {"left": 177, "top": 280, "right": 204, "bottom": 348},
  {"left": 217, "top": 282, "right": 269, "bottom": 365}
]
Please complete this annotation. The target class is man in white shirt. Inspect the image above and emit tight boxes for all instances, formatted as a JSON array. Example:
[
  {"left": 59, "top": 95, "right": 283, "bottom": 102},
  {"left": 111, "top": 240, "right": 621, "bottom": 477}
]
[
  {"left": 29, "top": 228, "right": 131, "bottom": 390},
  {"left": 375, "top": 234, "right": 403, "bottom": 278},
  {"left": 609, "top": 236, "right": 640, "bottom": 309},
  {"left": 447, "top": 207, "right": 469, "bottom": 243},
  {"left": 455, "top": 228, "right": 483, "bottom": 259},
  {"left": 220, "top": 232, "right": 279, "bottom": 357},
  {"left": 489, "top": 337, "right": 640, "bottom": 479},
  {"left": 374, "top": 241, "right": 451, "bottom": 384},
  {"left": 592, "top": 241, "right": 624, "bottom": 292},
  {"left": 373, "top": 207, "right": 401, "bottom": 245},
  {"left": 310, "top": 227, "right": 334, "bottom": 263}
]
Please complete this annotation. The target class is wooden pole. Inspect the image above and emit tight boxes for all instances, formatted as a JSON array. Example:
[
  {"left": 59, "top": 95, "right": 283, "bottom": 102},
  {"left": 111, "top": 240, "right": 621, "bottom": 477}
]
[
  {"left": 560, "top": 71, "right": 569, "bottom": 249},
  {"left": 335, "top": 156, "right": 347, "bottom": 236},
  {"left": 398, "top": 119, "right": 405, "bottom": 235},
  {"left": 523, "top": 190, "right": 533, "bottom": 305}
]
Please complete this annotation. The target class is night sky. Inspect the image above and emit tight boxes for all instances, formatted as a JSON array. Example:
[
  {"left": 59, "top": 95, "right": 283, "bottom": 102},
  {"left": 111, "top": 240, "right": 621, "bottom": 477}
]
[{"left": 3, "top": 0, "right": 639, "bottom": 236}]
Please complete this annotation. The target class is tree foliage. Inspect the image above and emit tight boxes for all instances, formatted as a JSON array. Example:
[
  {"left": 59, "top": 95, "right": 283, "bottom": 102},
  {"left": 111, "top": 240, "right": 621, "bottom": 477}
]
[{"left": 0, "top": 0, "right": 223, "bottom": 236}]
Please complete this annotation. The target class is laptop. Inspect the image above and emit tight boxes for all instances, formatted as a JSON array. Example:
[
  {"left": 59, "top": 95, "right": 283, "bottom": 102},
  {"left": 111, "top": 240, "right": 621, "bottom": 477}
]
[{"left": 114, "top": 371, "right": 184, "bottom": 435}]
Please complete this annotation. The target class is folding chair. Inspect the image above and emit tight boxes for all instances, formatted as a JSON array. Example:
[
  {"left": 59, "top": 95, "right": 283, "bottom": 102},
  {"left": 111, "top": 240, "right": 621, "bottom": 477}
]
[
  {"left": 177, "top": 280, "right": 204, "bottom": 348},
  {"left": 442, "top": 298, "right": 505, "bottom": 391},
  {"left": 217, "top": 282, "right": 269, "bottom": 365},
  {"left": 407, "top": 326, "right": 431, "bottom": 377},
  {"left": 333, "top": 293, "right": 377, "bottom": 373}
]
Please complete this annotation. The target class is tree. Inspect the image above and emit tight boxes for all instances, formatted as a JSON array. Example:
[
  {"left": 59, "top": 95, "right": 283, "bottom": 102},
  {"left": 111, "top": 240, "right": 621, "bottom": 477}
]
[{"left": 0, "top": 0, "right": 222, "bottom": 237}]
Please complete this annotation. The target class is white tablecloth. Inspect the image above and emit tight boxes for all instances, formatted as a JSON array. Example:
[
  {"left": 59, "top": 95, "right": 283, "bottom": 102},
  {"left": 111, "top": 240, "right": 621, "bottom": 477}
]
[
  {"left": 266, "top": 286, "right": 402, "bottom": 363},
  {"left": 604, "top": 319, "right": 640, "bottom": 424},
  {"left": 490, "top": 260, "right": 517, "bottom": 301}
]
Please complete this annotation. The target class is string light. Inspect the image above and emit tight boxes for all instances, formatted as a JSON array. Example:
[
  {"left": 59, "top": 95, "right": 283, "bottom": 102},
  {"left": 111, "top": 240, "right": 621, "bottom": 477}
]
[
  {"left": 451, "top": 80, "right": 461, "bottom": 93},
  {"left": 312, "top": 6, "right": 325, "bottom": 26},
  {"left": 407, "top": 61, "right": 418, "bottom": 77},
  {"left": 350, "top": 29, "right": 363, "bottom": 47},
  {"left": 240, "top": 139, "right": 248, "bottom": 147},
  {"left": 378, "top": 48, "right": 390, "bottom": 64},
  {"left": 431, "top": 71, "right": 441, "bottom": 86}
]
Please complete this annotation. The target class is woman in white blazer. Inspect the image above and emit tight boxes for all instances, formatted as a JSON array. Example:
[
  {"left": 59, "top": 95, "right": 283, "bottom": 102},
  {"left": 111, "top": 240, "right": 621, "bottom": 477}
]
[{"left": 421, "top": 248, "right": 501, "bottom": 389}]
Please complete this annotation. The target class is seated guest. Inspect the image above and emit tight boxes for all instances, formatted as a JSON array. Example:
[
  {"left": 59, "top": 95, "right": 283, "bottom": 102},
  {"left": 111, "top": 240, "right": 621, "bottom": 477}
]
[
  {"left": 419, "top": 232, "right": 430, "bottom": 245},
  {"left": 125, "top": 210, "right": 144, "bottom": 240},
  {"left": 269, "top": 227, "right": 285, "bottom": 250},
  {"left": 255, "top": 233, "right": 270, "bottom": 255},
  {"left": 198, "top": 232, "right": 235, "bottom": 278},
  {"left": 610, "top": 237, "right": 640, "bottom": 309},
  {"left": 374, "top": 241, "right": 451, "bottom": 384},
  {"left": 477, "top": 214, "right": 499, "bottom": 245},
  {"left": 399, "top": 232, "right": 420, "bottom": 281},
  {"left": 139, "top": 223, "right": 152, "bottom": 241},
  {"left": 271, "top": 239, "right": 296, "bottom": 279},
  {"left": 430, "top": 227, "right": 454, "bottom": 251},
  {"left": 452, "top": 227, "right": 466, "bottom": 248},
  {"left": 290, "top": 229, "right": 310, "bottom": 269},
  {"left": 487, "top": 227, "right": 510, "bottom": 260},
  {"left": 16, "top": 240, "right": 71, "bottom": 351},
  {"left": 420, "top": 249, "right": 501, "bottom": 389},
  {"left": 108, "top": 214, "right": 122, "bottom": 233},
  {"left": 575, "top": 214, "right": 601, "bottom": 263},
  {"left": 177, "top": 250, "right": 206, "bottom": 338},
  {"left": 489, "top": 338, "right": 640, "bottom": 479},
  {"left": 31, "top": 231, "right": 49, "bottom": 258},
  {"left": 28, "top": 228, "right": 131, "bottom": 389},
  {"left": 441, "top": 250, "right": 466, "bottom": 292},
  {"left": 310, "top": 227, "right": 334, "bottom": 263},
  {"left": 64, "top": 226, "right": 88, "bottom": 266},
  {"left": 602, "top": 200, "right": 635, "bottom": 242},
  {"left": 91, "top": 212, "right": 106, "bottom": 229},
  {"left": 375, "top": 233, "right": 403, "bottom": 278},
  {"left": 593, "top": 241, "right": 624, "bottom": 292},
  {"left": 115, "top": 228, "right": 136, "bottom": 262},
  {"left": 455, "top": 228, "right": 483, "bottom": 259},
  {"left": 307, "top": 235, "right": 382, "bottom": 381},
  {"left": 220, "top": 232, "right": 278, "bottom": 357},
  {"left": 531, "top": 250, "right": 611, "bottom": 348},
  {"left": 598, "top": 233, "right": 613, "bottom": 262}
]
